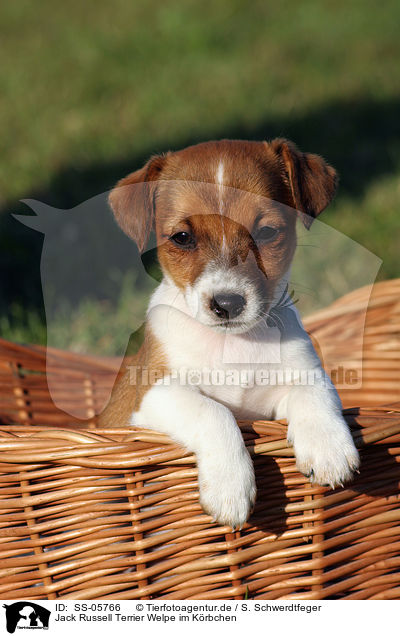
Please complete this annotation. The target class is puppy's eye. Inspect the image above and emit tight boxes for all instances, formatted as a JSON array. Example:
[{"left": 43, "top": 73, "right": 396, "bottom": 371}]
[
  {"left": 169, "top": 231, "right": 196, "bottom": 249},
  {"left": 255, "top": 226, "right": 279, "bottom": 243}
]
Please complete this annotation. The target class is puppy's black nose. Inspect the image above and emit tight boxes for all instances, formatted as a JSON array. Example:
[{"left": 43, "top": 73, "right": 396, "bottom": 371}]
[{"left": 210, "top": 293, "right": 246, "bottom": 319}]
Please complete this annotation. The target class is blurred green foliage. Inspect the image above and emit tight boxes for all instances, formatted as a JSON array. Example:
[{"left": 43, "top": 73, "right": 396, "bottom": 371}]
[{"left": 0, "top": 0, "right": 399, "bottom": 353}]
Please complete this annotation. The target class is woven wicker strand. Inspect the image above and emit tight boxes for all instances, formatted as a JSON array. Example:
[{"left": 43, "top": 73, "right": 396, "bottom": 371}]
[{"left": 0, "top": 279, "right": 399, "bottom": 599}]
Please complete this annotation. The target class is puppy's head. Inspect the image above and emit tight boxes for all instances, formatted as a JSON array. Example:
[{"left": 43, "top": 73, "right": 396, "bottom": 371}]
[{"left": 109, "top": 139, "right": 337, "bottom": 333}]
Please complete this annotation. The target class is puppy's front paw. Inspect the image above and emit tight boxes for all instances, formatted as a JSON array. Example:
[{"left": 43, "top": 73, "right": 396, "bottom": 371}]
[
  {"left": 288, "top": 415, "right": 360, "bottom": 488},
  {"left": 197, "top": 447, "right": 256, "bottom": 529}
]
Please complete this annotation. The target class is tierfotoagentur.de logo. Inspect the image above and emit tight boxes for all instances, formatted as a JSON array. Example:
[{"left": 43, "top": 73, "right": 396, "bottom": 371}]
[{"left": 3, "top": 603, "right": 50, "bottom": 634}]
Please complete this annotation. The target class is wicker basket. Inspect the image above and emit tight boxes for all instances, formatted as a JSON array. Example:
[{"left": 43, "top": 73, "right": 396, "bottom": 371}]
[{"left": 0, "top": 280, "right": 399, "bottom": 600}]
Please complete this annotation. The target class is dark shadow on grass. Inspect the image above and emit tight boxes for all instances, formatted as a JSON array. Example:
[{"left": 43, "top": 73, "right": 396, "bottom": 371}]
[{"left": 1, "top": 94, "right": 400, "bottom": 337}]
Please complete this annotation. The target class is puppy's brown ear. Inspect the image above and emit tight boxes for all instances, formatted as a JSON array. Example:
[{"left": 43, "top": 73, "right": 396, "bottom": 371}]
[
  {"left": 108, "top": 154, "right": 168, "bottom": 251},
  {"left": 270, "top": 138, "right": 338, "bottom": 228}
]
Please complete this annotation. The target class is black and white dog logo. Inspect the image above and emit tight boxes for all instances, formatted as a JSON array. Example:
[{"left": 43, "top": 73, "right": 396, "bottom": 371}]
[{"left": 3, "top": 603, "right": 50, "bottom": 634}]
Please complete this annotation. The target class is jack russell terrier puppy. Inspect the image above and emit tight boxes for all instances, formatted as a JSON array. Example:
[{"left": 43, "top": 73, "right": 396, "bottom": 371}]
[{"left": 99, "top": 138, "right": 360, "bottom": 529}]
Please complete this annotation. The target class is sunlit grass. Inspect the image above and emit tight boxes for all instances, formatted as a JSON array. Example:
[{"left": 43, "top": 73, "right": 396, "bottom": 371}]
[{"left": 1, "top": 0, "right": 399, "bottom": 350}]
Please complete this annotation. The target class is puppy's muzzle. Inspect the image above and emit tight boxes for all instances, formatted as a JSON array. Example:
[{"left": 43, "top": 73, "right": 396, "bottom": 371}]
[{"left": 210, "top": 292, "right": 247, "bottom": 320}]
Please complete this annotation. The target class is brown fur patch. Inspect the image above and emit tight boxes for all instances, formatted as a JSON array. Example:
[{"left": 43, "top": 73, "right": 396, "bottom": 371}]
[
  {"left": 269, "top": 138, "right": 337, "bottom": 226},
  {"left": 98, "top": 326, "right": 168, "bottom": 426},
  {"left": 108, "top": 138, "right": 337, "bottom": 251}
]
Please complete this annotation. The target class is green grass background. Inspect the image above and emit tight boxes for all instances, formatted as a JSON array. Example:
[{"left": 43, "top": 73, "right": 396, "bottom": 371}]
[{"left": 1, "top": 0, "right": 399, "bottom": 354}]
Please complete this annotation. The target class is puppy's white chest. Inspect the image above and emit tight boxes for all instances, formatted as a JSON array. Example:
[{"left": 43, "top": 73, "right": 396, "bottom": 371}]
[{"left": 148, "top": 301, "right": 294, "bottom": 419}]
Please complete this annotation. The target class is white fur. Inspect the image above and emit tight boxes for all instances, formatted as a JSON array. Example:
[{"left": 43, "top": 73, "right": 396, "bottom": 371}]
[
  {"left": 183, "top": 261, "right": 263, "bottom": 332},
  {"left": 216, "top": 161, "right": 227, "bottom": 250},
  {"left": 133, "top": 382, "right": 256, "bottom": 528},
  {"left": 216, "top": 161, "right": 224, "bottom": 199},
  {"left": 130, "top": 277, "right": 359, "bottom": 527}
]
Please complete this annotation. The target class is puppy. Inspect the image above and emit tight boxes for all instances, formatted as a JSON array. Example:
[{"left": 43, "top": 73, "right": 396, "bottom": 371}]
[{"left": 99, "top": 138, "right": 360, "bottom": 528}]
